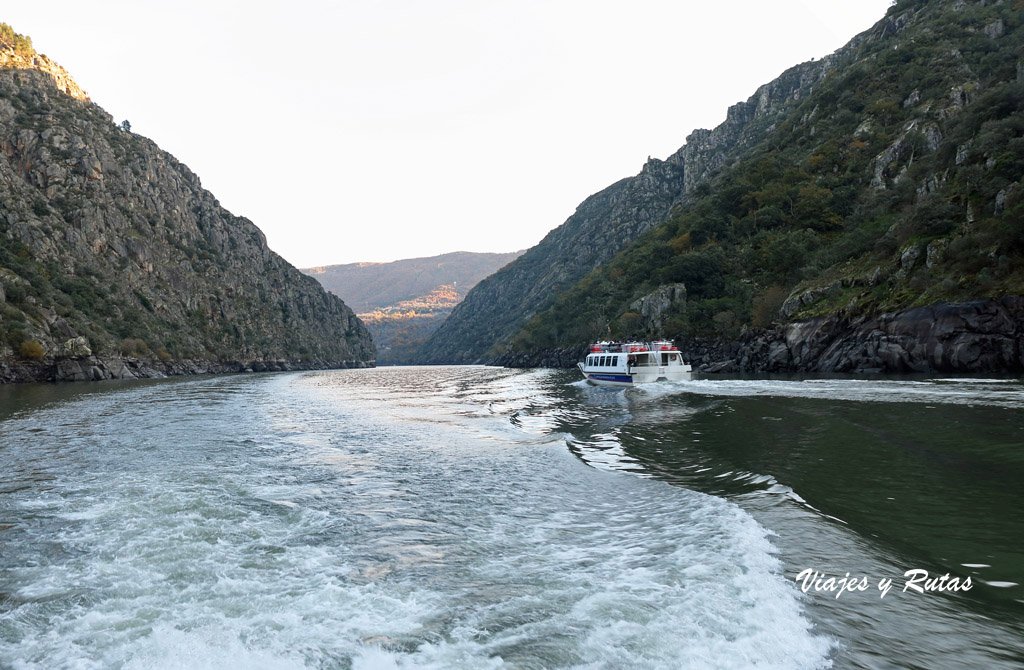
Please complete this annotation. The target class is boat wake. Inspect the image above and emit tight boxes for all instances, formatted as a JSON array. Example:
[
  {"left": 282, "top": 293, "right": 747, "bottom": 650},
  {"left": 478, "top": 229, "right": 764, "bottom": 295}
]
[{"left": 629, "top": 376, "right": 1024, "bottom": 408}]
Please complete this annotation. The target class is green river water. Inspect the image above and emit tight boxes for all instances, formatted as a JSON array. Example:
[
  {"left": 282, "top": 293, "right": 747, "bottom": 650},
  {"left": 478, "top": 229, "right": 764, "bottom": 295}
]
[{"left": 0, "top": 367, "right": 1021, "bottom": 668}]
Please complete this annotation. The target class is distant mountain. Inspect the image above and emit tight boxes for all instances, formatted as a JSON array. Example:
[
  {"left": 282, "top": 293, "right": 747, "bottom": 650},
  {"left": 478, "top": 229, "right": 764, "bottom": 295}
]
[
  {"left": 302, "top": 251, "right": 523, "bottom": 311},
  {"left": 0, "top": 24, "right": 374, "bottom": 382},
  {"left": 303, "top": 251, "right": 522, "bottom": 363},
  {"left": 421, "top": 0, "right": 1024, "bottom": 373}
]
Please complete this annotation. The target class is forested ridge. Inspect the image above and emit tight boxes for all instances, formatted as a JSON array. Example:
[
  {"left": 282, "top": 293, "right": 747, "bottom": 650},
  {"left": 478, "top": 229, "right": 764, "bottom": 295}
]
[{"left": 506, "top": 0, "right": 1024, "bottom": 356}]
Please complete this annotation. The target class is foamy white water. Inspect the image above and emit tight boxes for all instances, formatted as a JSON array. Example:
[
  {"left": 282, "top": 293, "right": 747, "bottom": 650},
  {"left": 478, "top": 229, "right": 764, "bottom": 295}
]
[
  {"left": 0, "top": 368, "right": 833, "bottom": 669},
  {"left": 630, "top": 376, "right": 1024, "bottom": 408}
]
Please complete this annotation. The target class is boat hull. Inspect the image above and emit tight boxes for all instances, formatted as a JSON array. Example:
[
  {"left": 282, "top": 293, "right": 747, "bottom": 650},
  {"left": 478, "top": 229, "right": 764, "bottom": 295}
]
[
  {"left": 577, "top": 362, "right": 692, "bottom": 386},
  {"left": 581, "top": 372, "right": 636, "bottom": 387}
]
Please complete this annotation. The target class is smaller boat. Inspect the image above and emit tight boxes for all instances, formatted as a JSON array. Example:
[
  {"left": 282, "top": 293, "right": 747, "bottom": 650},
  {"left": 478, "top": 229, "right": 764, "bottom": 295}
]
[{"left": 577, "top": 340, "right": 692, "bottom": 386}]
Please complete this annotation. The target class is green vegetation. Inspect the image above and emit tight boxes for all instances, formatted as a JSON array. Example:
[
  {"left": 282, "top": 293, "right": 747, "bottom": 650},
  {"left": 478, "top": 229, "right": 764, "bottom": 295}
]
[
  {"left": 0, "top": 23, "right": 35, "bottom": 57},
  {"left": 17, "top": 339, "right": 44, "bottom": 359},
  {"left": 118, "top": 338, "right": 150, "bottom": 358},
  {"left": 510, "top": 0, "right": 1024, "bottom": 351}
]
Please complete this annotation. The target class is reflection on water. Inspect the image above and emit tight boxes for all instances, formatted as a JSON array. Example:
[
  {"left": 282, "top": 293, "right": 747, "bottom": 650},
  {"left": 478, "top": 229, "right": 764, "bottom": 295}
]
[
  {"left": 561, "top": 375, "right": 1024, "bottom": 595},
  {"left": 552, "top": 372, "right": 1024, "bottom": 669}
]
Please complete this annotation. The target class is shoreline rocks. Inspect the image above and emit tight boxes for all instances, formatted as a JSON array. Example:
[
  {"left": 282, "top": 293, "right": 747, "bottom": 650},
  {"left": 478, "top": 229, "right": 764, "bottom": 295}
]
[
  {"left": 0, "top": 356, "right": 374, "bottom": 385},
  {"left": 493, "top": 297, "right": 1024, "bottom": 375},
  {"left": 493, "top": 345, "right": 590, "bottom": 370}
]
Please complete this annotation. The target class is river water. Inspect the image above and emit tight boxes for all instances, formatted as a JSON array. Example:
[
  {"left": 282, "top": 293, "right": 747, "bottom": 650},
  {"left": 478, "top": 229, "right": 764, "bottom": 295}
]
[{"left": 0, "top": 367, "right": 1021, "bottom": 669}]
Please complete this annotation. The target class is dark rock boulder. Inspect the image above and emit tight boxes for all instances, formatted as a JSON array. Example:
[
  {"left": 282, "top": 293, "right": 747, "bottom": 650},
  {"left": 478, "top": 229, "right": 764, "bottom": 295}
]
[{"left": 735, "top": 297, "right": 1024, "bottom": 374}]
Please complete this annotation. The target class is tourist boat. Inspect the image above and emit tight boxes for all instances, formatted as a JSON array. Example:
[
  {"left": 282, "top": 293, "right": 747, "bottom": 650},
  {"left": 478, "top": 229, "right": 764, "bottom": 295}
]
[{"left": 577, "top": 340, "right": 692, "bottom": 386}]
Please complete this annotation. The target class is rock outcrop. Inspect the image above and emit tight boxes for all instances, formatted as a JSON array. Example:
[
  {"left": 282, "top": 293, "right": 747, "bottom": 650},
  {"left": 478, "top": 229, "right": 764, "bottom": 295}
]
[
  {"left": 0, "top": 26, "right": 375, "bottom": 380},
  {"left": 0, "top": 36, "right": 89, "bottom": 102},
  {"left": 629, "top": 283, "right": 687, "bottom": 334},
  {"left": 735, "top": 297, "right": 1024, "bottom": 374}
]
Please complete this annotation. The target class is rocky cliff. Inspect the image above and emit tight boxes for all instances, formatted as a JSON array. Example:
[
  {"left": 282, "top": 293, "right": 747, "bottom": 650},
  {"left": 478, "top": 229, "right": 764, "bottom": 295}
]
[
  {"left": 734, "top": 297, "right": 1024, "bottom": 374},
  {"left": 416, "top": 17, "right": 875, "bottom": 364},
  {"left": 484, "top": 0, "right": 1024, "bottom": 373},
  {"left": 0, "top": 26, "right": 375, "bottom": 382}
]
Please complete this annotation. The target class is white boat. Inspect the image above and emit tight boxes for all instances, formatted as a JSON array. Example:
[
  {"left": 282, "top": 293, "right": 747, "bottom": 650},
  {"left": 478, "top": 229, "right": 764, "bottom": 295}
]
[{"left": 577, "top": 340, "right": 692, "bottom": 386}]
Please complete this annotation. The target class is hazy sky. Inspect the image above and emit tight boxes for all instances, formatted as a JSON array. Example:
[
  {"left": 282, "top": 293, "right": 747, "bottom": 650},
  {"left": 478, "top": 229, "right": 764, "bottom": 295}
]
[{"left": 6, "top": 1, "right": 892, "bottom": 267}]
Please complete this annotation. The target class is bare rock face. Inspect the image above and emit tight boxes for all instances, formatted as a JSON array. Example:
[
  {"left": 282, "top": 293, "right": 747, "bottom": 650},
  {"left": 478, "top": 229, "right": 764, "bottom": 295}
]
[
  {"left": 0, "top": 28, "right": 375, "bottom": 380},
  {"left": 984, "top": 19, "right": 1005, "bottom": 40},
  {"left": 0, "top": 42, "right": 90, "bottom": 102},
  {"left": 670, "top": 51, "right": 842, "bottom": 196},
  {"left": 629, "top": 283, "right": 686, "bottom": 334},
  {"left": 712, "top": 298, "right": 1024, "bottom": 374},
  {"left": 61, "top": 336, "right": 91, "bottom": 358}
]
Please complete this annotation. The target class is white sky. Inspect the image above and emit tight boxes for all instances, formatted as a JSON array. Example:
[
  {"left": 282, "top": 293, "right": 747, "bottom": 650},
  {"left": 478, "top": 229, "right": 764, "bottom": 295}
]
[{"left": 5, "top": 1, "right": 892, "bottom": 267}]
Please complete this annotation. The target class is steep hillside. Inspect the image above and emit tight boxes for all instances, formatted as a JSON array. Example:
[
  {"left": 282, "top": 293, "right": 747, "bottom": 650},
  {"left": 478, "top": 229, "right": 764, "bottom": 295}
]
[
  {"left": 417, "top": 14, "right": 874, "bottom": 364},
  {"left": 429, "top": 0, "right": 1024, "bottom": 372},
  {"left": 416, "top": 170, "right": 682, "bottom": 362},
  {"left": 302, "top": 250, "right": 522, "bottom": 311},
  {"left": 0, "top": 25, "right": 375, "bottom": 381}
]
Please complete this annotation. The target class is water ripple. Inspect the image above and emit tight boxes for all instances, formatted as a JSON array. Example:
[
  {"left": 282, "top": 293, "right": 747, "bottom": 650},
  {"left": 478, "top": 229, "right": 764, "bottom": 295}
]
[{"left": 0, "top": 370, "right": 831, "bottom": 670}]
